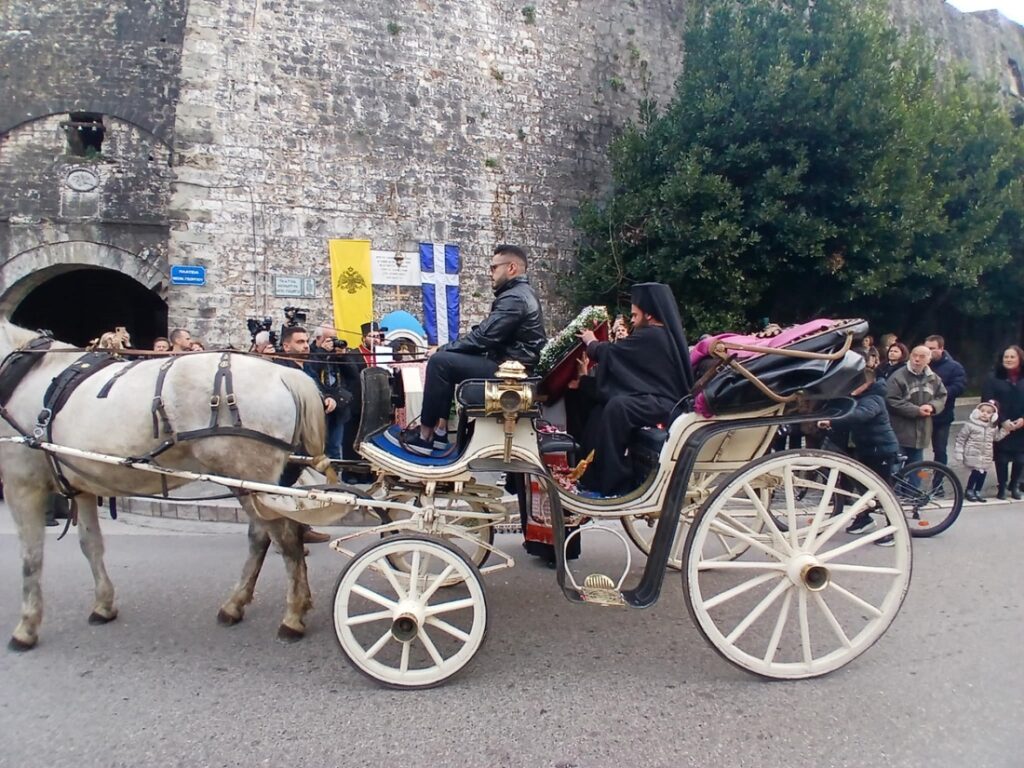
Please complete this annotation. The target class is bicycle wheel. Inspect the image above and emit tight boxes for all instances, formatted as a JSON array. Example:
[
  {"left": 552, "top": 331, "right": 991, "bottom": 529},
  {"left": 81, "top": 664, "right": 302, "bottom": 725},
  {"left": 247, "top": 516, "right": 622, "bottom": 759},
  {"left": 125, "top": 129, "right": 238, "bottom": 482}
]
[{"left": 890, "top": 460, "right": 963, "bottom": 537}]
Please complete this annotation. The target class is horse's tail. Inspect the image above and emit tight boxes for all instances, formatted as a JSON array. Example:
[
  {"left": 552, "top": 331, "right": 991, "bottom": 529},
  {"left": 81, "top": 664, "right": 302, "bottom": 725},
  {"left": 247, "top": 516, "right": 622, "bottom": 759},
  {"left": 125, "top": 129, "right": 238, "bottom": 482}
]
[{"left": 281, "top": 372, "right": 329, "bottom": 471}]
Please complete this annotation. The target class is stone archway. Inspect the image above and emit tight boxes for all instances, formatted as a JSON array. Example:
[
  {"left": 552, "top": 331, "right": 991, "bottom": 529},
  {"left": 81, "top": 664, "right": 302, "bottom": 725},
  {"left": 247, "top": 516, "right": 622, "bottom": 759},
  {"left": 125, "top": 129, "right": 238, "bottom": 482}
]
[{"left": 0, "top": 240, "right": 168, "bottom": 346}]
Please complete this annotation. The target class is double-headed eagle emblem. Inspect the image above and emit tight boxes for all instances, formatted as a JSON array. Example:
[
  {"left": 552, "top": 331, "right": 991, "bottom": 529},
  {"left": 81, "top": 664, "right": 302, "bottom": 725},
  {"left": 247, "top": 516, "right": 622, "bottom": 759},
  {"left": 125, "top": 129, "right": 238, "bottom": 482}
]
[{"left": 336, "top": 267, "right": 368, "bottom": 294}]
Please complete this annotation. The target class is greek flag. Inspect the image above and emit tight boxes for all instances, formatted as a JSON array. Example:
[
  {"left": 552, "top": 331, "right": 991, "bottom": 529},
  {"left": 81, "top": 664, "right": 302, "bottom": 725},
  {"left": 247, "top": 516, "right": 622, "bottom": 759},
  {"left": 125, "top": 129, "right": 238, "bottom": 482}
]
[{"left": 419, "top": 243, "right": 460, "bottom": 345}]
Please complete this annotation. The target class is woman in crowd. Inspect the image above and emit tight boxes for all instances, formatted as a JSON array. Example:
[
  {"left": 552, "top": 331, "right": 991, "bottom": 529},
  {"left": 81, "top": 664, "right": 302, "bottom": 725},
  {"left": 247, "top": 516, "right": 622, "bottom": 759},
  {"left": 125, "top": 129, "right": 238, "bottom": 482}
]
[
  {"left": 981, "top": 345, "right": 1024, "bottom": 499},
  {"left": 876, "top": 342, "right": 909, "bottom": 381}
]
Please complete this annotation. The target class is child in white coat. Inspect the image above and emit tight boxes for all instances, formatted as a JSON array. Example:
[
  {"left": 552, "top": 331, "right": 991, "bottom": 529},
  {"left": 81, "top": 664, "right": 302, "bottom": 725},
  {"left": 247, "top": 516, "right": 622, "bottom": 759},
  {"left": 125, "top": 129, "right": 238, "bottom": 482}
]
[{"left": 953, "top": 400, "right": 1008, "bottom": 502}]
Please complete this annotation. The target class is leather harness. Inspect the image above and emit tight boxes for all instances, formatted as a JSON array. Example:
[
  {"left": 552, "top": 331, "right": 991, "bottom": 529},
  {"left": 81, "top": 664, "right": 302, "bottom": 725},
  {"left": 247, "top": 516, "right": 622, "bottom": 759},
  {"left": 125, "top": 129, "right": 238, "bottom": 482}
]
[{"left": 0, "top": 337, "right": 299, "bottom": 501}]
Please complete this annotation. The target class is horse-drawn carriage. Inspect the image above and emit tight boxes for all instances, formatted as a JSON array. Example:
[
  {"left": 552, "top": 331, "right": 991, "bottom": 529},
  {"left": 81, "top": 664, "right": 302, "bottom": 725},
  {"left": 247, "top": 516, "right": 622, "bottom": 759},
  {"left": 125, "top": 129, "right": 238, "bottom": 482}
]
[{"left": 0, "top": 317, "right": 913, "bottom": 689}]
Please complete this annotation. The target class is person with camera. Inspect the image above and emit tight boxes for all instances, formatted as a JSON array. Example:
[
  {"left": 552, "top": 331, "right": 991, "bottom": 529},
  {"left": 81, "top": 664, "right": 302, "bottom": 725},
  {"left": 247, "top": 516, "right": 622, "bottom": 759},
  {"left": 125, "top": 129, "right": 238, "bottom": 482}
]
[
  {"left": 311, "top": 326, "right": 352, "bottom": 460},
  {"left": 274, "top": 325, "right": 341, "bottom": 544}
]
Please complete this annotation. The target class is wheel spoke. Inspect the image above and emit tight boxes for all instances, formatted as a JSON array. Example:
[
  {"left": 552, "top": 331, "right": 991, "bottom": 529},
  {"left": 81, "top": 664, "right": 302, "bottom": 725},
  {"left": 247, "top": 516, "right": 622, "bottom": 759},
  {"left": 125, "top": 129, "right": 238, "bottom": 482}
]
[
  {"left": 725, "top": 578, "right": 790, "bottom": 644},
  {"left": 407, "top": 550, "right": 423, "bottom": 599},
  {"left": 364, "top": 628, "right": 393, "bottom": 660},
  {"left": 378, "top": 559, "right": 408, "bottom": 601},
  {"left": 827, "top": 563, "right": 902, "bottom": 576},
  {"left": 763, "top": 588, "right": 793, "bottom": 664},
  {"left": 698, "top": 560, "right": 787, "bottom": 571},
  {"left": 809, "top": 490, "right": 879, "bottom": 553},
  {"left": 418, "top": 627, "right": 445, "bottom": 668},
  {"left": 743, "top": 482, "right": 791, "bottom": 555},
  {"left": 344, "top": 609, "right": 392, "bottom": 627},
  {"left": 424, "top": 597, "right": 477, "bottom": 617},
  {"left": 704, "top": 572, "right": 781, "bottom": 610},
  {"left": 419, "top": 565, "right": 457, "bottom": 603},
  {"left": 803, "top": 468, "right": 839, "bottom": 549},
  {"left": 707, "top": 519, "right": 787, "bottom": 561},
  {"left": 425, "top": 616, "right": 471, "bottom": 643},
  {"left": 828, "top": 579, "right": 883, "bottom": 618},
  {"left": 351, "top": 584, "right": 399, "bottom": 610},
  {"left": 783, "top": 465, "right": 799, "bottom": 549},
  {"left": 812, "top": 592, "right": 851, "bottom": 648},
  {"left": 798, "top": 589, "right": 812, "bottom": 665},
  {"left": 817, "top": 524, "right": 898, "bottom": 562},
  {"left": 399, "top": 639, "right": 410, "bottom": 672}
]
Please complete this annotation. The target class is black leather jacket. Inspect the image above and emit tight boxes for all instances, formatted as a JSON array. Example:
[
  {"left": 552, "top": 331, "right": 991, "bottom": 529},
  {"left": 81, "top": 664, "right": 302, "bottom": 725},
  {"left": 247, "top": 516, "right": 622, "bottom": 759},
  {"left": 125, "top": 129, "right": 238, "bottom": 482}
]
[{"left": 444, "top": 275, "right": 546, "bottom": 368}]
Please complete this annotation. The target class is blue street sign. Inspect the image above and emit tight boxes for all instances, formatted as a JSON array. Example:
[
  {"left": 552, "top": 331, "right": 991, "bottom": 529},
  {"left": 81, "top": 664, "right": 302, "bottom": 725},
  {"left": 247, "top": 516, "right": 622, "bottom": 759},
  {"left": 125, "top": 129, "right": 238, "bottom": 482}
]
[{"left": 170, "top": 264, "right": 206, "bottom": 286}]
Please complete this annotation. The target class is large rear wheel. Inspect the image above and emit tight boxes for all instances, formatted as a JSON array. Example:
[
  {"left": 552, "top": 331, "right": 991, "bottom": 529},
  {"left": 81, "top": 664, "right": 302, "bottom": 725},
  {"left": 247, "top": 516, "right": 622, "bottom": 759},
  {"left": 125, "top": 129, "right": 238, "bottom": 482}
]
[{"left": 683, "top": 450, "right": 911, "bottom": 680}]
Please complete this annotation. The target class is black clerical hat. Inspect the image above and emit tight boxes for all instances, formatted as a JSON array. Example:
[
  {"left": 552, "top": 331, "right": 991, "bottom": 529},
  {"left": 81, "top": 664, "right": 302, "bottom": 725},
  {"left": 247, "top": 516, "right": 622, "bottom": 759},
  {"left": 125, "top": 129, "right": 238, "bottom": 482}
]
[{"left": 361, "top": 321, "right": 387, "bottom": 336}]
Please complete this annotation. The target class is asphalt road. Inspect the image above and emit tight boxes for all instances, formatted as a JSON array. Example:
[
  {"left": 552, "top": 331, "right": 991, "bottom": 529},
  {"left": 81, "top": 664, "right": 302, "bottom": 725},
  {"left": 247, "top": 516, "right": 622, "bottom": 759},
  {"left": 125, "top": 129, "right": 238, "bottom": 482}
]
[{"left": 0, "top": 503, "right": 1021, "bottom": 768}]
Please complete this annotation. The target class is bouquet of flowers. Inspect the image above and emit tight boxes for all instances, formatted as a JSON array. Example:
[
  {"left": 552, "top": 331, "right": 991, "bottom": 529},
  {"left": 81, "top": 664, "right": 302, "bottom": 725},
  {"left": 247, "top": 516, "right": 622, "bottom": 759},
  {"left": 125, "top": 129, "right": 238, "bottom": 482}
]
[{"left": 535, "top": 305, "right": 610, "bottom": 377}]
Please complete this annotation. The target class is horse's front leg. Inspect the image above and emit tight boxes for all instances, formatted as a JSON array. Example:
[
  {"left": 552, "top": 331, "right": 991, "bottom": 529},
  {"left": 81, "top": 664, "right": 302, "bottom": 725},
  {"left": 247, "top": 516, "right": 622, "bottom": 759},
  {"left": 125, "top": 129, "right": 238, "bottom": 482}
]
[
  {"left": 7, "top": 485, "right": 50, "bottom": 650},
  {"left": 271, "top": 519, "right": 313, "bottom": 642},
  {"left": 75, "top": 495, "right": 117, "bottom": 625},
  {"left": 217, "top": 508, "right": 272, "bottom": 626}
]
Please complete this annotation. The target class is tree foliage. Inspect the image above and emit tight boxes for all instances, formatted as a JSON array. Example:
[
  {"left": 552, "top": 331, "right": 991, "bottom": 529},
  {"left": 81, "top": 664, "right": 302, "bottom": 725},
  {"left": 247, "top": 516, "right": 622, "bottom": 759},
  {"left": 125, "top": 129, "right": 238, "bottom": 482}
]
[{"left": 570, "top": 0, "right": 1024, "bottom": 336}]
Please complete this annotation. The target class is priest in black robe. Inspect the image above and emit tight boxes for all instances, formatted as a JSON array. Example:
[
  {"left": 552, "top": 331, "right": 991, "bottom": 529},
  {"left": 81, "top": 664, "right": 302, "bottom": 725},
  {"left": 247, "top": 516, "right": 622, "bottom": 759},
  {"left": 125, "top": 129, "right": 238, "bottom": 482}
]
[{"left": 576, "top": 283, "right": 694, "bottom": 496}]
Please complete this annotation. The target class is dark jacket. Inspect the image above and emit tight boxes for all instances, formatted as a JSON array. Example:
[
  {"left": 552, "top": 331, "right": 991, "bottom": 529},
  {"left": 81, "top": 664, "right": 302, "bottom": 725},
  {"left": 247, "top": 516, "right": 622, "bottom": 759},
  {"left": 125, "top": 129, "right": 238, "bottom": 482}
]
[
  {"left": 444, "top": 275, "right": 546, "bottom": 368},
  {"left": 830, "top": 381, "right": 899, "bottom": 457},
  {"left": 885, "top": 363, "right": 947, "bottom": 449},
  {"left": 272, "top": 355, "right": 342, "bottom": 406},
  {"left": 930, "top": 351, "right": 966, "bottom": 426},
  {"left": 981, "top": 371, "right": 1024, "bottom": 452}
]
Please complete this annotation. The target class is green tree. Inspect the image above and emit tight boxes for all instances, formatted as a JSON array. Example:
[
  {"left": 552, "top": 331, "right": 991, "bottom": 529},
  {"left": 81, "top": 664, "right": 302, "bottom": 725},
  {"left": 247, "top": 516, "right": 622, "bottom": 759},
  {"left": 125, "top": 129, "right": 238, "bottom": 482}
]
[{"left": 571, "top": 0, "right": 1024, "bottom": 336}]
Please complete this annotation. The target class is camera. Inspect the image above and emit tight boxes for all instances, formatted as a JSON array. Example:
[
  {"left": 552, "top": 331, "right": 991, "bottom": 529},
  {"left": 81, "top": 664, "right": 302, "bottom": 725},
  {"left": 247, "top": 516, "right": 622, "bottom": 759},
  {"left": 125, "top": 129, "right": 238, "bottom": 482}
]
[
  {"left": 283, "top": 306, "right": 308, "bottom": 327},
  {"left": 247, "top": 316, "right": 273, "bottom": 337},
  {"left": 327, "top": 337, "right": 348, "bottom": 351}
]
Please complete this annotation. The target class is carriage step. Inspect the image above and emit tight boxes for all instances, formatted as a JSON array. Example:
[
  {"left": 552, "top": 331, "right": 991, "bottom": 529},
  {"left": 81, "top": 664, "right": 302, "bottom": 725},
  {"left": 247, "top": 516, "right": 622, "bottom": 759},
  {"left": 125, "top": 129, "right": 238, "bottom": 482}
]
[{"left": 579, "top": 574, "right": 626, "bottom": 607}]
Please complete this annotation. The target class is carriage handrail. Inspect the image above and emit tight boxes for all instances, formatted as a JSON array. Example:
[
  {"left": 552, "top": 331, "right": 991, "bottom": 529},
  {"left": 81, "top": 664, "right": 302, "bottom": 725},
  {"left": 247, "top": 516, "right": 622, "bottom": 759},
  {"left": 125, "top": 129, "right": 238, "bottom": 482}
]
[{"left": 710, "top": 331, "right": 854, "bottom": 361}]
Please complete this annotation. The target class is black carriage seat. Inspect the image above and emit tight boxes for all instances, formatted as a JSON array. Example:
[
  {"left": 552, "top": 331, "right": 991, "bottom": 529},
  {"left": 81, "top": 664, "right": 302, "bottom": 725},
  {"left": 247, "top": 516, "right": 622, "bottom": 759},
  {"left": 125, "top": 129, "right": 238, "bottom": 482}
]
[{"left": 701, "top": 319, "right": 869, "bottom": 415}]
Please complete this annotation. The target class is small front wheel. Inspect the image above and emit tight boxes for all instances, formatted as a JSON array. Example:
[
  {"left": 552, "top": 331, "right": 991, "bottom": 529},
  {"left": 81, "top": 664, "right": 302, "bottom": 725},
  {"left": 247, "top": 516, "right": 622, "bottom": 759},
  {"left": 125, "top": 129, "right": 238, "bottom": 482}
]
[
  {"left": 891, "top": 460, "right": 963, "bottom": 537},
  {"left": 333, "top": 535, "right": 488, "bottom": 689}
]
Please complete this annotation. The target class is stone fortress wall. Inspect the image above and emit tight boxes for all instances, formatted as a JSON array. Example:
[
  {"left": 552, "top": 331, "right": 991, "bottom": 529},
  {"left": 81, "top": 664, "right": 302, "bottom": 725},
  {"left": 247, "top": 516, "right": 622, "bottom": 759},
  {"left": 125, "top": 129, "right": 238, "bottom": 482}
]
[{"left": 1, "top": 1, "right": 1021, "bottom": 345}]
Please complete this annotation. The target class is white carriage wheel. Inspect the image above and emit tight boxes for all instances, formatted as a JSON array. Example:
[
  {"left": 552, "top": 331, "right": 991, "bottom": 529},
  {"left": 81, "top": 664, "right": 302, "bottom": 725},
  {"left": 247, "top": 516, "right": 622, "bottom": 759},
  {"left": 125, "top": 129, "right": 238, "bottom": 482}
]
[
  {"left": 621, "top": 472, "right": 765, "bottom": 569},
  {"left": 333, "top": 535, "right": 488, "bottom": 689},
  {"left": 683, "top": 449, "right": 911, "bottom": 680}
]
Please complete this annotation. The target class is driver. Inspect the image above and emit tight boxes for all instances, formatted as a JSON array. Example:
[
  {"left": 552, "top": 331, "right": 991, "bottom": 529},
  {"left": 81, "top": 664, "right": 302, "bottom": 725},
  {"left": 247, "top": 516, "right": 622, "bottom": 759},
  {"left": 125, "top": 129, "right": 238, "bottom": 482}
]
[{"left": 576, "top": 283, "right": 694, "bottom": 497}]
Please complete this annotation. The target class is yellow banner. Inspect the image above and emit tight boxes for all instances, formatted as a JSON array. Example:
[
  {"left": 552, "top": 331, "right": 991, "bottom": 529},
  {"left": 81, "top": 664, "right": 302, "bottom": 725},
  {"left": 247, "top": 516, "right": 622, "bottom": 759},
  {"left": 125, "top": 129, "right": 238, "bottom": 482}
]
[{"left": 328, "top": 239, "right": 373, "bottom": 348}]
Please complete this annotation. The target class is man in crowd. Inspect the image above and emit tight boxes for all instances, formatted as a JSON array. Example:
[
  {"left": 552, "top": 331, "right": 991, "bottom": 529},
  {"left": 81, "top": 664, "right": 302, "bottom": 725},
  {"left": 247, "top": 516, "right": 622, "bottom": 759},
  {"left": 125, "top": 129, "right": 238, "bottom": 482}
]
[
  {"left": 576, "top": 283, "right": 694, "bottom": 497},
  {"left": 401, "top": 244, "right": 546, "bottom": 456},
  {"left": 339, "top": 321, "right": 387, "bottom": 470},
  {"left": 275, "top": 325, "right": 340, "bottom": 544},
  {"left": 311, "top": 326, "right": 351, "bottom": 460},
  {"left": 885, "top": 344, "right": 947, "bottom": 464},
  {"left": 152, "top": 337, "right": 170, "bottom": 353},
  {"left": 169, "top": 328, "right": 192, "bottom": 352},
  {"left": 924, "top": 334, "right": 966, "bottom": 467},
  {"left": 253, "top": 331, "right": 275, "bottom": 355}
]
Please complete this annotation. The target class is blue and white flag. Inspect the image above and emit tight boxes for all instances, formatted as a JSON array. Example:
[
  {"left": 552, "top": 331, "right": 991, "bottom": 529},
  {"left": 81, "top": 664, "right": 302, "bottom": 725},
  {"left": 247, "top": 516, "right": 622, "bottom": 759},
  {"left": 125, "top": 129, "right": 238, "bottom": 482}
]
[{"left": 419, "top": 243, "right": 460, "bottom": 345}]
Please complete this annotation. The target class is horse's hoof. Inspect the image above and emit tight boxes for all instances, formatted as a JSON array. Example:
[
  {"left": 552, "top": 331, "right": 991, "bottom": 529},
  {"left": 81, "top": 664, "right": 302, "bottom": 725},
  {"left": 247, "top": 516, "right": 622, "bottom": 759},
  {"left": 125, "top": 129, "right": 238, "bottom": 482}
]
[
  {"left": 217, "top": 608, "right": 243, "bottom": 626},
  {"left": 277, "top": 623, "right": 305, "bottom": 643},
  {"left": 87, "top": 610, "right": 118, "bottom": 625},
  {"left": 8, "top": 635, "right": 36, "bottom": 652}
]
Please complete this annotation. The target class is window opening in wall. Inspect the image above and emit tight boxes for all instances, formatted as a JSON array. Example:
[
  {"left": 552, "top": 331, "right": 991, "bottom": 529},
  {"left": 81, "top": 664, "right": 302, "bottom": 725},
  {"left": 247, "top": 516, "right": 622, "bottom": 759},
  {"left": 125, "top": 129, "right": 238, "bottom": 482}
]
[
  {"left": 64, "top": 112, "right": 105, "bottom": 157},
  {"left": 1008, "top": 59, "right": 1024, "bottom": 98}
]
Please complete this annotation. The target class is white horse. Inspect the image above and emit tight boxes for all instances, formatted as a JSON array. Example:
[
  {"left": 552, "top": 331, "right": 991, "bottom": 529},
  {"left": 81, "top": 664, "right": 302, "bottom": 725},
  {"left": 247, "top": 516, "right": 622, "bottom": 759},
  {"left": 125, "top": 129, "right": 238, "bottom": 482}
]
[{"left": 0, "top": 321, "right": 330, "bottom": 650}]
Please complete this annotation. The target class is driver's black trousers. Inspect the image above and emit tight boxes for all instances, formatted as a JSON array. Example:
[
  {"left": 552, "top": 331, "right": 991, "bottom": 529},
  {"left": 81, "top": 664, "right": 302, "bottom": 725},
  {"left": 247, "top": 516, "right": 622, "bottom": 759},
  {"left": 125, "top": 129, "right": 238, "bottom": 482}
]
[{"left": 420, "top": 351, "right": 499, "bottom": 428}]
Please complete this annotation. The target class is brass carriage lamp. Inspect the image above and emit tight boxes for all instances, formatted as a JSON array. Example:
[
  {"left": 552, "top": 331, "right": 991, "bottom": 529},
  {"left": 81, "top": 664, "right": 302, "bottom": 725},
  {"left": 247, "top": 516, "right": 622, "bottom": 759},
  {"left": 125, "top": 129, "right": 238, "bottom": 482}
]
[{"left": 484, "top": 360, "right": 535, "bottom": 462}]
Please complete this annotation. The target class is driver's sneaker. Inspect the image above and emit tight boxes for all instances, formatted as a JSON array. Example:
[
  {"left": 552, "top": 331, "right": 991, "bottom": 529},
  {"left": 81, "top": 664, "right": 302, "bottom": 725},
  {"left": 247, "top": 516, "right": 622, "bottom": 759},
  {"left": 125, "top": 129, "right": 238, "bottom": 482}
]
[
  {"left": 431, "top": 431, "right": 450, "bottom": 451},
  {"left": 845, "top": 512, "right": 876, "bottom": 535},
  {"left": 400, "top": 428, "right": 436, "bottom": 456},
  {"left": 874, "top": 534, "right": 895, "bottom": 547}
]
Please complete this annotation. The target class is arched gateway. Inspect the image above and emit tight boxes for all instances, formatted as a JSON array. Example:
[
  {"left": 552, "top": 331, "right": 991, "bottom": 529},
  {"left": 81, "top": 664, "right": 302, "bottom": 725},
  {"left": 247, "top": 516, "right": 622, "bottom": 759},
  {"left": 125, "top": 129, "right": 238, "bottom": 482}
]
[{"left": 0, "top": 240, "right": 168, "bottom": 347}]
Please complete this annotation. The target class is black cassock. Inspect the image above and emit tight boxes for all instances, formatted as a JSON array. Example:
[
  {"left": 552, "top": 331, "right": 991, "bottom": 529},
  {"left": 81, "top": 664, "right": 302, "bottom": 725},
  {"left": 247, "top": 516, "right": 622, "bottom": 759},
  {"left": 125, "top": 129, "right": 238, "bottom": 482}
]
[{"left": 579, "top": 325, "right": 687, "bottom": 495}]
